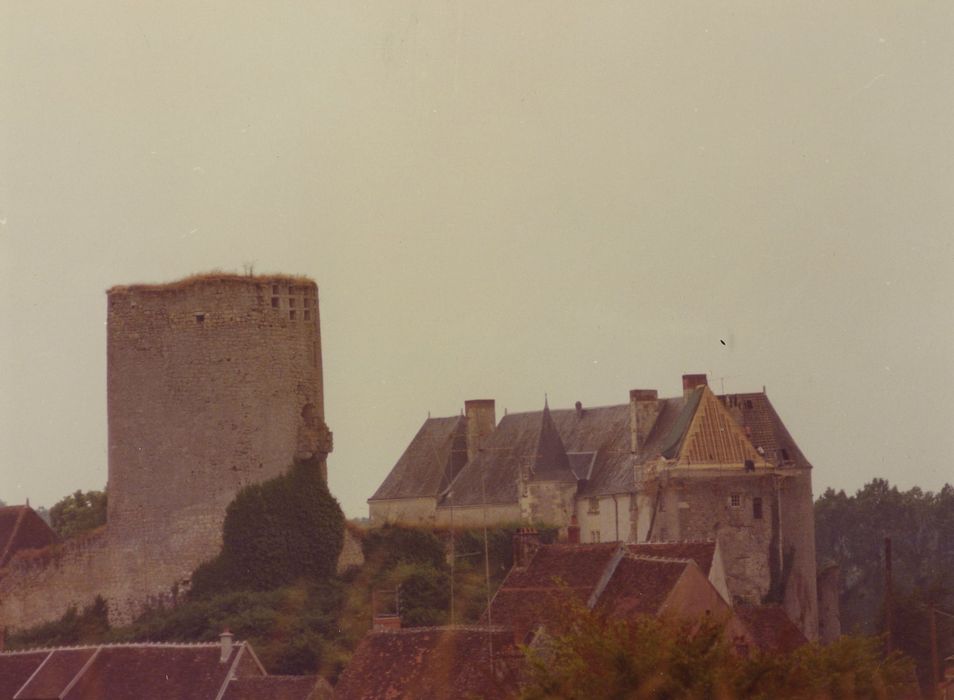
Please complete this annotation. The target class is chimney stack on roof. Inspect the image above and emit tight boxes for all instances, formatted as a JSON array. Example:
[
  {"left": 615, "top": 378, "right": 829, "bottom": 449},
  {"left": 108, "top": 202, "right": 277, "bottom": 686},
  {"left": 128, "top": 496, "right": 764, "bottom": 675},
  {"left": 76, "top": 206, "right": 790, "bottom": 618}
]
[
  {"left": 629, "top": 389, "right": 660, "bottom": 456},
  {"left": 219, "top": 629, "right": 233, "bottom": 663},
  {"left": 464, "top": 399, "right": 496, "bottom": 461},
  {"left": 567, "top": 515, "right": 581, "bottom": 544},
  {"left": 682, "top": 373, "right": 708, "bottom": 399},
  {"left": 575, "top": 401, "right": 583, "bottom": 418},
  {"left": 513, "top": 527, "right": 541, "bottom": 568}
]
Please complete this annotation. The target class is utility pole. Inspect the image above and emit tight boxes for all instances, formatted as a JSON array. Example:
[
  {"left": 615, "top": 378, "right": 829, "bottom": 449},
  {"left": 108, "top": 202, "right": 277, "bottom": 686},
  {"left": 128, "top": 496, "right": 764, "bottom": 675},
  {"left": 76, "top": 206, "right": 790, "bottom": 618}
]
[
  {"left": 930, "top": 603, "right": 940, "bottom": 700},
  {"left": 884, "top": 537, "right": 893, "bottom": 654}
]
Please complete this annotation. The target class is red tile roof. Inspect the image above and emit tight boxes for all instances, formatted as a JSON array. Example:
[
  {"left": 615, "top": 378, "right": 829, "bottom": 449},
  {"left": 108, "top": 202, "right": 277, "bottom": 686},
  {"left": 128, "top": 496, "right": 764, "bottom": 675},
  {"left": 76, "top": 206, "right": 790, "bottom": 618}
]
[
  {"left": 0, "top": 651, "right": 49, "bottom": 699},
  {"left": 735, "top": 605, "right": 808, "bottom": 654},
  {"left": 626, "top": 542, "right": 716, "bottom": 576},
  {"left": 14, "top": 647, "right": 97, "bottom": 699},
  {"left": 595, "top": 557, "right": 689, "bottom": 618},
  {"left": 333, "top": 627, "right": 521, "bottom": 700},
  {"left": 222, "top": 675, "right": 332, "bottom": 700}
]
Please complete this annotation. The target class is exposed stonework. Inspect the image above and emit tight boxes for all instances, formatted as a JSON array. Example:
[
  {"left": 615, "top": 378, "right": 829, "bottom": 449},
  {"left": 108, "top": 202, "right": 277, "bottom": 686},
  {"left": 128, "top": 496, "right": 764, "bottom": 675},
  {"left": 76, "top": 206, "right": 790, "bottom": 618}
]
[{"left": 0, "top": 273, "right": 335, "bottom": 629}]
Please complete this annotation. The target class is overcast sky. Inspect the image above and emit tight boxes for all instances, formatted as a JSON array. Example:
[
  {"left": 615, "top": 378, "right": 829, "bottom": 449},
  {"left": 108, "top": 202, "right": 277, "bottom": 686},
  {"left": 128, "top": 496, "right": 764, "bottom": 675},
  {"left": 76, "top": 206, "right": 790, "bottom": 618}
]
[{"left": 2, "top": 2, "right": 952, "bottom": 518}]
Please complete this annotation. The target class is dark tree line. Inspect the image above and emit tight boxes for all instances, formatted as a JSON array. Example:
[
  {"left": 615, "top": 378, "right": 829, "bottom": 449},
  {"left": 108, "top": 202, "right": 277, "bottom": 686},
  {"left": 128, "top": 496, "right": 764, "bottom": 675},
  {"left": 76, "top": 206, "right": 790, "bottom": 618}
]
[{"left": 815, "top": 479, "right": 954, "bottom": 693}]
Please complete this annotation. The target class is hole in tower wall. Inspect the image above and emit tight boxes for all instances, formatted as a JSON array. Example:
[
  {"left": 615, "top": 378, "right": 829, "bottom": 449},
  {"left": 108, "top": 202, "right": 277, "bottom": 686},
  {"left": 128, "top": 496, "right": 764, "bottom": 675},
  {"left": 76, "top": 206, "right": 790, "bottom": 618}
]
[{"left": 195, "top": 313, "right": 205, "bottom": 323}]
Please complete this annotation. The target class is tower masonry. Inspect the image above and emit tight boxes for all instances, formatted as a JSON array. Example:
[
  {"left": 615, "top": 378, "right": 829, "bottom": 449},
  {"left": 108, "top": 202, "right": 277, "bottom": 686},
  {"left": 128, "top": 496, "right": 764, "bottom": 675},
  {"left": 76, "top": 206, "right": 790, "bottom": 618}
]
[{"left": 106, "top": 273, "right": 332, "bottom": 606}]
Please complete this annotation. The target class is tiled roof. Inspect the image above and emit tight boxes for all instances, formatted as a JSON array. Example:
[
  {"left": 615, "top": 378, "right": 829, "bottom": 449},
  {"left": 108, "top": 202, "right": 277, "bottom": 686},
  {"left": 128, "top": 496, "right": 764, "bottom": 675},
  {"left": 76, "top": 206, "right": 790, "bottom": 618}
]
[
  {"left": 734, "top": 605, "right": 809, "bottom": 654},
  {"left": 369, "top": 416, "right": 468, "bottom": 501},
  {"left": 222, "top": 675, "right": 332, "bottom": 700},
  {"left": 0, "top": 651, "right": 49, "bottom": 700},
  {"left": 333, "top": 627, "right": 521, "bottom": 700},
  {"left": 0, "top": 642, "right": 267, "bottom": 700},
  {"left": 595, "top": 556, "right": 688, "bottom": 617},
  {"left": 720, "top": 393, "right": 811, "bottom": 469},
  {"left": 14, "top": 647, "right": 97, "bottom": 699},
  {"left": 485, "top": 543, "right": 622, "bottom": 641},
  {"left": 626, "top": 542, "right": 716, "bottom": 576},
  {"left": 0, "top": 506, "right": 58, "bottom": 568}
]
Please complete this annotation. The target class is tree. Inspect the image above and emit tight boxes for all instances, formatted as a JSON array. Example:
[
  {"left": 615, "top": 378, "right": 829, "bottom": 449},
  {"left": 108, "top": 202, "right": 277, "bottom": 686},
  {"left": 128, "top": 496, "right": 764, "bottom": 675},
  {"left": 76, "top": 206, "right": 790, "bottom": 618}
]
[{"left": 49, "top": 489, "right": 107, "bottom": 539}]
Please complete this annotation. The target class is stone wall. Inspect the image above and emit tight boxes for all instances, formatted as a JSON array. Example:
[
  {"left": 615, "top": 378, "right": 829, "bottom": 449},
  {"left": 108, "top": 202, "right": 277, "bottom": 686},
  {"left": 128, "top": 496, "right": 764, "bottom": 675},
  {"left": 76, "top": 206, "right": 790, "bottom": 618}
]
[
  {"left": 106, "top": 275, "right": 330, "bottom": 617},
  {"left": 369, "top": 498, "right": 438, "bottom": 525}
]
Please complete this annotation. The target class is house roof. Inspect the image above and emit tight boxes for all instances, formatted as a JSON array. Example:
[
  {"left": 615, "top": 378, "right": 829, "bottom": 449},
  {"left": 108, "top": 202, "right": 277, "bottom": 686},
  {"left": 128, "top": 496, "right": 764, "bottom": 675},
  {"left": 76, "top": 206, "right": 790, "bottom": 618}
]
[
  {"left": 370, "top": 416, "right": 468, "bottom": 501},
  {"left": 374, "top": 382, "right": 810, "bottom": 508},
  {"left": 0, "top": 642, "right": 268, "bottom": 700},
  {"left": 332, "top": 626, "right": 521, "bottom": 700},
  {"left": 734, "top": 605, "right": 809, "bottom": 654},
  {"left": 626, "top": 542, "right": 716, "bottom": 577},
  {"left": 595, "top": 556, "right": 690, "bottom": 617},
  {"left": 0, "top": 506, "right": 58, "bottom": 569},
  {"left": 485, "top": 543, "right": 622, "bottom": 641},
  {"left": 222, "top": 675, "right": 332, "bottom": 700}
]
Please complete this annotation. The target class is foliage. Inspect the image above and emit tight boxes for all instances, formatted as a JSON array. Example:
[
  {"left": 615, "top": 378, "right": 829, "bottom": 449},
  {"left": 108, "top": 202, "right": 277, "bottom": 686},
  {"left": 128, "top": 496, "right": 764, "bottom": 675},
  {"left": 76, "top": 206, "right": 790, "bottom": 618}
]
[
  {"left": 190, "top": 463, "right": 344, "bottom": 597},
  {"left": 8, "top": 596, "right": 109, "bottom": 649},
  {"left": 815, "top": 479, "right": 954, "bottom": 692},
  {"left": 49, "top": 489, "right": 107, "bottom": 539},
  {"left": 520, "top": 598, "right": 915, "bottom": 700}
]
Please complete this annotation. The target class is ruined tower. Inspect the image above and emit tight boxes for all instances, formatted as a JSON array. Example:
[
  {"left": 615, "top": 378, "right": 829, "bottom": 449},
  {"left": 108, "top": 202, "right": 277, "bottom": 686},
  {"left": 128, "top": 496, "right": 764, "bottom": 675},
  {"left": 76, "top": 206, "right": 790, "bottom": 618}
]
[{"left": 106, "top": 273, "right": 332, "bottom": 612}]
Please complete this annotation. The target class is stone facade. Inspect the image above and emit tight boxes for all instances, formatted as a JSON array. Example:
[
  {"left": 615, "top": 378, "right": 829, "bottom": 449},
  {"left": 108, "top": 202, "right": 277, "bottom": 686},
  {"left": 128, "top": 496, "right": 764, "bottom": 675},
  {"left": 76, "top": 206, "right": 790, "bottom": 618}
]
[{"left": 0, "top": 273, "right": 334, "bottom": 628}]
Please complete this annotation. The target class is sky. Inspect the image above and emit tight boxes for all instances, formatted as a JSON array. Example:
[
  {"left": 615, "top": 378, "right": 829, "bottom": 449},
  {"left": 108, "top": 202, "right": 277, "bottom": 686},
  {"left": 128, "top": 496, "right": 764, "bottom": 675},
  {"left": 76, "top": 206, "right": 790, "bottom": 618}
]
[{"left": 1, "top": 1, "right": 952, "bottom": 518}]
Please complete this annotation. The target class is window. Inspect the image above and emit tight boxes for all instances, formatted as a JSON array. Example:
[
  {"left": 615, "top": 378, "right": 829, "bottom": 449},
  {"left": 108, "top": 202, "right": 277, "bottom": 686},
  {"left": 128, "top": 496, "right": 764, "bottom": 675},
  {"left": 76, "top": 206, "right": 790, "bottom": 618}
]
[
  {"left": 729, "top": 493, "right": 742, "bottom": 509},
  {"left": 272, "top": 284, "right": 279, "bottom": 295},
  {"left": 752, "top": 497, "right": 763, "bottom": 519},
  {"left": 271, "top": 297, "right": 279, "bottom": 308},
  {"left": 779, "top": 448, "right": 790, "bottom": 462},
  {"left": 304, "top": 310, "right": 311, "bottom": 321},
  {"left": 590, "top": 530, "right": 600, "bottom": 543},
  {"left": 194, "top": 313, "right": 205, "bottom": 323},
  {"left": 744, "top": 400, "right": 754, "bottom": 409},
  {"left": 588, "top": 498, "right": 600, "bottom": 514},
  {"left": 289, "top": 297, "right": 296, "bottom": 308},
  {"left": 289, "top": 310, "right": 297, "bottom": 320},
  {"left": 744, "top": 459, "right": 755, "bottom": 472}
]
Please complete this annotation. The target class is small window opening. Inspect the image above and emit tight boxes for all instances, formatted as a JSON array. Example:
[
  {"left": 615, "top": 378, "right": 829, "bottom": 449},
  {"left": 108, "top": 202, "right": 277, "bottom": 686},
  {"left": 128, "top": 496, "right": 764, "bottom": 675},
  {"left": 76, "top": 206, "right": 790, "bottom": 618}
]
[
  {"left": 744, "top": 459, "right": 755, "bottom": 472},
  {"left": 289, "top": 310, "right": 297, "bottom": 320},
  {"left": 272, "top": 284, "right": 279, "bottom": 295},
  {"left": 744, "top": 399, "right": 754, "bottom": 409},
  {"left": 588, "top": 498, "right": 599, "bottom": 514},
  {"left": 304, "top": 310, "right": 311, "bottom": 321},
  {"left": 289, "top": 297, "right": 296, "bottom": 307},
  {"left": 591, "top": 530, "right": 601, "bottom": 543},
  {"left": 753, "top": 497, "right": 763, "bottom": 519},
  {"left": 780, "top": 448, "right": 790, "bottom": 462},
  {"left": 303, "top": 297, "right": 312, "bottom": 308},
  {"left": 729, "top": 493, "right": 742, "bottom": 509},
  {"left": 195, "top": 313, "right": 205, "bottom": 323},
  {"left": 271, "top": 297, "right": 279, "bottom": 308}
]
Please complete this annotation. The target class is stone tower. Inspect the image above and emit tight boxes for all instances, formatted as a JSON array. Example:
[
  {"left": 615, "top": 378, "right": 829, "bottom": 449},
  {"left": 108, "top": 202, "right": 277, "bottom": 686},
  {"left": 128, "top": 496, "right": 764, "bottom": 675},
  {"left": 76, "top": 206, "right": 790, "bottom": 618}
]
[{"left": 106, "top": 273, "right": 332, "bottom": 612}]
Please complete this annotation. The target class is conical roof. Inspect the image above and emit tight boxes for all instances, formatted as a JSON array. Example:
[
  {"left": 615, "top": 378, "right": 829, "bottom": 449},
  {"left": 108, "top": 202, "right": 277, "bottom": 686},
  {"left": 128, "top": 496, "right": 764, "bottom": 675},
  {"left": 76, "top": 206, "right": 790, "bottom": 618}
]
[{"left": 530, "top": 401, "right": 576, "bottom": 481}]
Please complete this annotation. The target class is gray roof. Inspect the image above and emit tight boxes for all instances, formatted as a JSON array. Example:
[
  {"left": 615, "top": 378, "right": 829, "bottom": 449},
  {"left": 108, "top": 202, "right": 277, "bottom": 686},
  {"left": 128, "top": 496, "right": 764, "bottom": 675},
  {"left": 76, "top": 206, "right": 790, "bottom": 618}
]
[
  {"left": 369, "top": 416, "right": 468, "bottom": 501},
  {"left": 375, "top": 389, "right": 810, "bottom": 507}
]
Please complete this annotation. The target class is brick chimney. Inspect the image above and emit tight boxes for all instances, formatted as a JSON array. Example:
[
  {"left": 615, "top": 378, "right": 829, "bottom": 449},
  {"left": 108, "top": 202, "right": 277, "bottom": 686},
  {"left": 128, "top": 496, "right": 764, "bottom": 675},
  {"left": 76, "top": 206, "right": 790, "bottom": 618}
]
[
  {"left": 567, "top": 515, "right": 581, "bottom": 544},
  {"left": 465, "top": 399, "right": 496, "bottom": 461},
  {"left": 629, "top": 389, "right": 660, "bottom": 455},
  {"left": 219, "top": 629, "right": 233, "bottom": 663},
  {"left": 512, "top": 527, "right": 541, "bottom": 568},
  {"left": 682, "top": 373, "right": 708, "bottom": 399}
]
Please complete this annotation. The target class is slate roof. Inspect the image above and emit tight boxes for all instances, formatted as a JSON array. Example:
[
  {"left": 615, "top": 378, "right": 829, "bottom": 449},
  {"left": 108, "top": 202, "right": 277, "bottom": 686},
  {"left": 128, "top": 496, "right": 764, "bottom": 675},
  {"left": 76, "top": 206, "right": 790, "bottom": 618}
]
[
  {"left": 626, "top": 542, "right": 716, "bottom": 576},
  {"left": 595, "top": 557, "right": 689, "bottom": 617},
  {"left": 0, "top": 641, "right": 302, "bottom": 700},
  {"left": 333, "top": 626, "right": 521, "bottom": 700},
  {"left": 734, "top": 605, "right": 809, "bottom": 654},
  {"left": 0, "top": 506, "right": 58, "bottom": 568},
  {"left": 370, "top": 416, "right": 467, "bottom": 501},
  {"left": 377, "top": 386, "right": 810, "bottom": 507}
]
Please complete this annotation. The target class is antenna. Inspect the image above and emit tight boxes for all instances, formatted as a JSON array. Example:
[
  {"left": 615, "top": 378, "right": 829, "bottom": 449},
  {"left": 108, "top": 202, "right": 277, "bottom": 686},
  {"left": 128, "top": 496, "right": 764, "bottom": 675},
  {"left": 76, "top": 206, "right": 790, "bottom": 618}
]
[{"left": 481, "top": 467, "right": 493, "bottom": 667}]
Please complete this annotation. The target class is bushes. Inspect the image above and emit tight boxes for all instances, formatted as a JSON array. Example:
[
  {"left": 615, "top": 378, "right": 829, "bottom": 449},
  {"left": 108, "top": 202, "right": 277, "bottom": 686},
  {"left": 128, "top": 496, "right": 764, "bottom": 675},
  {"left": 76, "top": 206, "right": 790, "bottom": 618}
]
[
  {"left": 191, "top": 462, "right": 344, "bottom": 597},
  {"left": 49, "top": 489, "right": 107, "bottom": 539},
  {"left": 8, "top": 596, "right": 109, "bottom": 649}
]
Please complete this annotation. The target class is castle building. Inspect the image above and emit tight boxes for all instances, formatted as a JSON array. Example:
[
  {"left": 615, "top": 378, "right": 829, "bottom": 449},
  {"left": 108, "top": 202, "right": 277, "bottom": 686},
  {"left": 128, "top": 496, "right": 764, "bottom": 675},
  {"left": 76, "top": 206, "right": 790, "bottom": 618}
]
[
  {"left": 0, "top": 273, "right": 333, "bottom": 628},
  {"left": 368, "top": 374, "right": 820, "bottom": 639}
]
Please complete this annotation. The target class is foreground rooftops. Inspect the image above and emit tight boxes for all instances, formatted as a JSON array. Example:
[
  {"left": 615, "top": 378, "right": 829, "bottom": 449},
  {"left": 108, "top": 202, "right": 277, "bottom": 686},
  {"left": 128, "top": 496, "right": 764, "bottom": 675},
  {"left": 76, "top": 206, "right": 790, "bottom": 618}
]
[{"left": 0, "top": 640, "right": 329, "bottom": 700}]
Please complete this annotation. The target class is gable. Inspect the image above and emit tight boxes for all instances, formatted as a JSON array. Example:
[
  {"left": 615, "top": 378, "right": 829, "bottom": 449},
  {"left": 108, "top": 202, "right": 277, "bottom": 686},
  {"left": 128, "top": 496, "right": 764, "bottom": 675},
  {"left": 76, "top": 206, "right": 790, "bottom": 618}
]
[{"left": 676, "top": 388, "right": 769, "bottom": 468}]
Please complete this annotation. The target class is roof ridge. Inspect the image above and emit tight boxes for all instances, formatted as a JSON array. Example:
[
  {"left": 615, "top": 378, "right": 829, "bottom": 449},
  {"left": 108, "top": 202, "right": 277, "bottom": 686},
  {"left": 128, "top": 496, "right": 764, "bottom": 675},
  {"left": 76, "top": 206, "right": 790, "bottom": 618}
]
[{"left": 626, "top": 554, "right": 693, "bottom": 564}]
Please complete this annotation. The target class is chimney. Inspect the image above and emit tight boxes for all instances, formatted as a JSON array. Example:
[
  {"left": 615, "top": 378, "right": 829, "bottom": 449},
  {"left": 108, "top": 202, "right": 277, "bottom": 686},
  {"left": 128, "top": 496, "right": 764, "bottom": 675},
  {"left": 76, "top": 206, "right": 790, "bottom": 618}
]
[
  {"left": 512, "top": 527, "right": 541, "bottom": 567},
  {"left": 629, "top": 389, "right": 660, "bottom": 455},
  {"left": 682, "top": 373, "right": 708, "bottom": 399},
  {"left": 219, "top": 629, "right": 233, "bottom": 663},
  {"left": 567, "top": 515, "right": 580, "bottom": 544},
  {"left": 574, "top": 401, "right": 583, "bottom": 418},
  {"left": 465, "top": 399, "right": 496, "bottom": 461}
]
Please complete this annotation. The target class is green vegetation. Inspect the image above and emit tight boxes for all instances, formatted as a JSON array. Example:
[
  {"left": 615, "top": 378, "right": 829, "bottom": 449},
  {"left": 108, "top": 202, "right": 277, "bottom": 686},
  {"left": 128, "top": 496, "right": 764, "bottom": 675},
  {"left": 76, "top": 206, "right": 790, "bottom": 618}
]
[
  {"left": 815, "top": 479, "right": 954, "bottom": 692},
  {"left": 191, "top": 462, "right": 344, "bottom": 596},
  {"left": 520, "top": 597, "right": 915, "bottom": 700},
  {"left": 49, "top": 489, "right": 107, "bottom": 539}
]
